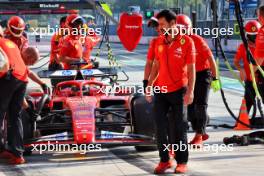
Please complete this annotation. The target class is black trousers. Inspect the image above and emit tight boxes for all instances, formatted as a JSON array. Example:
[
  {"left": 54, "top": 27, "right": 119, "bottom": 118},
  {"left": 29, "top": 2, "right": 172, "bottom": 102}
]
[
  {"left": 256, "top": 67, "right": 264, "bottom": 104},
  {"left": 188, "top": 70, "right": 211, "bottom": 134},
  {"left": 0, "top": 75, "right": 26, "bottom": 157},
  {"left": 154, "top": 87, "right": 188, "bottom": 164},
  {"left": 244, "top": 81, "right": 256, "bottom": 113}
]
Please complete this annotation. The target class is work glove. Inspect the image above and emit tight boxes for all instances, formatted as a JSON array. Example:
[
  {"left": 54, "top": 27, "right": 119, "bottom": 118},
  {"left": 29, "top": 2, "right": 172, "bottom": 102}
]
[
  {"left": 41, "top": 83, "right": 49, "bottom": 94},
  {"left": 211, "top": 77, "right": 221, "bottom": 92},
  {"left": 143, "top": 80, "right": 148, "bottom": 94}
]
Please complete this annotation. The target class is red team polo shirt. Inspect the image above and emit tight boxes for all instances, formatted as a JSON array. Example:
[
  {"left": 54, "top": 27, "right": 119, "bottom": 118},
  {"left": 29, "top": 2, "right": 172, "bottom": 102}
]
[
  {"left": 50, "top": 33, "right": 62, "bottom": 63},
  {"left": 147, "top": 37, "right": 158, "bottom": 61},
  {"left": 59, "top": 35, "right": 83, "bottom": 69},
  {"left": 154, "top": 34, "right": 196, "bottom": 93},
  {"left": 234, "top": 43, "right": 255, "bottom": 81},
  {"left": 189, "top": 34, "right": 212, "bottom": 72},
  {"left": 254, "top": 25, "right": 264, "bottom": 65},
  {"left": 0, "top": 38, "right": 28, "bottom": 82}
]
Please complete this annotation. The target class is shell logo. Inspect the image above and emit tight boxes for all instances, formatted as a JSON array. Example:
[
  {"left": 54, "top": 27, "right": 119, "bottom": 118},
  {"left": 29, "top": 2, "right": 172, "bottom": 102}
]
[
  {"left": 5, "top": 41, "right": 16, "bottom": 49},
  {"left": 158, "top": 45, "right": 163, "bottom": 53},
  {"left": 180, "top": 38, "right": 186, "bottom": 45}
]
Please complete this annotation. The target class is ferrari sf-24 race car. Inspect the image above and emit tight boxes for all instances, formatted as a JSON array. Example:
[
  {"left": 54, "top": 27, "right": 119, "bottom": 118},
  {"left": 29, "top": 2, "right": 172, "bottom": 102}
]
[{"left": 19, "top": 65, "right": 156, "bottom": 155}]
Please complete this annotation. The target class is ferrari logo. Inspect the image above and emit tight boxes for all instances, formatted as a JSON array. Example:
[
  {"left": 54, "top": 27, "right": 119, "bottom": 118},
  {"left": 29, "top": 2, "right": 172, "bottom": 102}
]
[
  {"left": 252, "top": 26, "right": 256, "bottom": 32},
  {"left": 158, "top": 45, "right": 163, "bottom": 53},
  {"left": 5, "top": 41, "right": 16, "bottom": 49},
  {"left": 180, "top": 38, "right": 186, "bottom": 45},
  {"left": 75, "top": 44, "right": 79, "bottom": 50}
]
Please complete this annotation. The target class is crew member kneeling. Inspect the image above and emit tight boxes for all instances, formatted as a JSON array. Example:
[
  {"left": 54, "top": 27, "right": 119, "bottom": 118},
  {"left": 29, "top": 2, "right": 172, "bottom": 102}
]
[
  {"left": 146, "top": 10, "right": 196, "bottom": 174},
  {"left": 0, "top": 31, "right": 28, "bottom": 165}
]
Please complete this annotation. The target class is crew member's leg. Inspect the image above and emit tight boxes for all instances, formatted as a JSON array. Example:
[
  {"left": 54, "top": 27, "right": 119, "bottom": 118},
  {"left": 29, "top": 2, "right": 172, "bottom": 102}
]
[
  {"left": 7, "top": 79, "right": 26, "bottom": 157},
  {"left": 187, "top": 85, "right": 198, "bottom": 132},
  {"left": 257, "top": 68, "right": 264, "bottom": 103},
  {"left": 194, "top": 71, "right": 211, "bottom": 134},
  {"left": 166, "top": 88, "right": 188, "bottom": 164},
  {"left": 154, "top": 93, "right": 170, "bottom": 163},
  {"left": 0, "top": 77, "right": 15, "bottom": 150},
  {"left": 244, "top": 81, "right": 256, "bottom": 113}
]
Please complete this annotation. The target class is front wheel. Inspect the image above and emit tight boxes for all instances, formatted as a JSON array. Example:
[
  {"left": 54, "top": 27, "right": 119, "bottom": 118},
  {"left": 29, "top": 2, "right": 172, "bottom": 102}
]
[{"left": 131, "top": 95, "right": 157, "bottom": 152}]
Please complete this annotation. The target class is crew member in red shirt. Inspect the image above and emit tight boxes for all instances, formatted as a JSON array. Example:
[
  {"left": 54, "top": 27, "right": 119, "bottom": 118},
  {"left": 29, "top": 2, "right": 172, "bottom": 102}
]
[
  {"left": 4, "top": 16, "right": 48, "bottom": 104},
  {"left": 147, "top": 10, "right": 195, "bottom": 174},
  {"left": 0, "top": 26, "right": 9, "bottom": 72},
  {"left": 254, "top": 5, "right": 264, "bottom": 102},
  {"left": 0, "top": 33, "right": 28, "bottom": 165},
  {"left": 234, "top": 20, "right": 261, "bottom": 111},
  {"left": 4, "top": 16, "right": 28, "bottom": 52},
  {"left": 175, "top": 14, "right": 218, "bottom": 146},
  {"left": 82, "top": 24, "right": 100, "bottom": 64},
  {"left": 59, "top": 14, "right": 84, "bottom": 69},
  {"left": 143, "top": 16, "right": 160, "bottom": 92},
  {"left": 49, "top": 16, "right": 67, "bottom": 71}
]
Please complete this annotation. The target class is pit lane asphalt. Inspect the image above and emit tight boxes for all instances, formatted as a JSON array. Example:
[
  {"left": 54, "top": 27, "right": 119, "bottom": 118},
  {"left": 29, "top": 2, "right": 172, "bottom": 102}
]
[{"left": 1, "top": 42, "right": 264, "bottom": 176}]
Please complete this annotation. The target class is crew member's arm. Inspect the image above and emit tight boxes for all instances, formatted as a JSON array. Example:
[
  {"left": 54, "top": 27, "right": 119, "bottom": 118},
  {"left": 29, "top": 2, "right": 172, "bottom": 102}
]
[
  {"left": 147, "top": 59, "right": 159, "bottom": 87},
  {"left": 28, "top": 70, "right": 48, "bottom": 91},
  {"left": 200, "top": 37, "right": 217, "bottom": 78},
  {"left": 208, "top": 56, "right": 217, "bottom": 78},
  {"left": 143, "top": 39, "right": 156, "bottom": 91},
  {"left": 59, "top": 40, "right": 79, "bottom": 63},
  {"left": 184, "top": 39, "right": 196, "bottom": 105},
  {"left": 233, "top": 45, "right": 245, "bottom": 80},
  {"left": 144, "top": 60, "right": 154, "bottom": 80},
  {"left": 145, "top": 58, "right": 159, "bottom": 103},
  {"left": 185, "top": 63, "right": 195, "bottom": 105},
  {"left": 144, "top": 39, "right": 156, "bottom": 80},
  {"left": 0, "top": 48, "right": 9, "bottom": 72},
  {"left": 254, "top": 30, "right": 264, "bottom": 70},
  {"left": 59, "top": 56, "right": 79, "bottom": 63}
]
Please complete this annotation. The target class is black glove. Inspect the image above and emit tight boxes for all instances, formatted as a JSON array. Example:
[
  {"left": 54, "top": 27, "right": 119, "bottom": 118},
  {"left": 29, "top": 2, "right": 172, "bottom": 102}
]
[
  {"left": 212, "top": 76, "right": 218, "bottom": 81},
  {"left": 143, "top": 80, "right": 148, "bottom": 94},
  {"left": 41, "top": 84, "right": 48, "bottom": 93},
  {"left": 25, "top": 107, "right": 39, "bottom": 121}
]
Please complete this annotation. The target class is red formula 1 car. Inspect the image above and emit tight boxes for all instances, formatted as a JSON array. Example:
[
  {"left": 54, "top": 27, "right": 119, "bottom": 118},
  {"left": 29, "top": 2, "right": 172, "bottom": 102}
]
[{"left": 20, "top": 66, "right": 156, "bottom": 155}]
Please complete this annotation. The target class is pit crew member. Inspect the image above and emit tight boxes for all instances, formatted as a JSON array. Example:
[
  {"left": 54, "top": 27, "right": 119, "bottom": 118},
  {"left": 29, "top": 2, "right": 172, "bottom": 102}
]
[
  {"left": 175, "top": 14, "right": 218, "bottom": 146},
  {"left": 59, "top": 14, "right": 84, "bottom": 69},
  {"left": 146, "top": 10, "right": 196, "bottom": 174},
  {"left": 234, "top": 20, "right": 261, "bottom": 112},
  {"left": 49, "top": 16, "right": 67, "bottom": 71},
  {"left": 0, "top": 32, "right": 28, "bottom": 165}
]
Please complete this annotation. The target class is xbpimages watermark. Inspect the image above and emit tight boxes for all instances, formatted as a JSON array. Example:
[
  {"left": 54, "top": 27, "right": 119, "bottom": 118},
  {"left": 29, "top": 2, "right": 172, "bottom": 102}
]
[
  {"left": 162, "top": 26, "right": 234, "bottom": 38},
  {"left": 30, "top": 141, "right": 102, "bottom": 154},
  {"left": 163, "top": 142, "right": 234, "bottom": 154}
]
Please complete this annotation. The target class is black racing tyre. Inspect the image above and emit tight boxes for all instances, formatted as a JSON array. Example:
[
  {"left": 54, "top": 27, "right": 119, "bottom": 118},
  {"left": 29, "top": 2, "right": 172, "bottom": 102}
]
[
  {"left": 131, "top": 95, "right": 157, "bottom": 151},
  {"left": 135, "top": 145, "right": 157, "bottom": 152},
  {"left": 23, "top": 146, "right": 33, "bottom": 156},
  {"left": 21, "top": 110, "right": 34, "bottom": 141}
]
